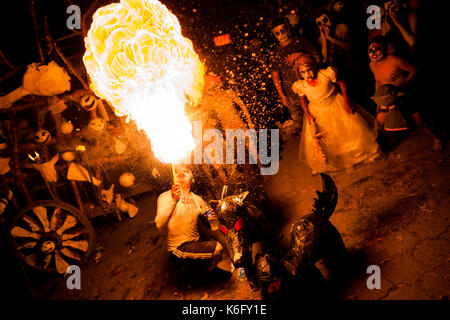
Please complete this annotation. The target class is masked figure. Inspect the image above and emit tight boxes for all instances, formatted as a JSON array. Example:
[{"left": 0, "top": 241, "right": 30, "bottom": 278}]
[{"left": 269, "top": 18, "right": 319, "bottom": 129}]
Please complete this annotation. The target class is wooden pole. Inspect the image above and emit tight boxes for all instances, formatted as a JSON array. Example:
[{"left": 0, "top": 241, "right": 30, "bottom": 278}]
[
  {"left": 43, "top": 16, "right": 89, "bottom": 89},
  {"left": 0, "top": 49, "right": 14, "bottom": 69},
  {"left": 81, "top": 0, "right": 101, "bottom": 36},
  {"left": 29, "top": 1, "right": 45, "bottom": 64},
  {"left": 55, "top": 31, "right": 83, "bottom": 43},
  {"left": 70, "top": 181, "right": 84, "bottom": 213},
  {"left": 171, "top": 163, "right": 177, "bottom": 184},
  {"left": 0, "top": 66, "right": 23, "bottom": 84},
  {"left": 10, "top": 111, "right": 32, "bottom": 204}
]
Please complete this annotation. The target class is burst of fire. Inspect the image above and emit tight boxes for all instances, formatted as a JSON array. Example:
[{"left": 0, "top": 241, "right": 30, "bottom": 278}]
[{"left": 83, "top": 0, "right": 204, "bottom": 163}]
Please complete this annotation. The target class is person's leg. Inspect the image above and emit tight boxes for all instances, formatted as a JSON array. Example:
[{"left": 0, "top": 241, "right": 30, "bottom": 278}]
[
  {"left": 172, "top": 240, "right": 224, "bottom": 272},
  {"left": 375, "top": 106, "right": 397, "bottom": 150},
  {"left": 208, "top": 242, "right": 223, "bottom": 271},
  {"left": 400, "top": 88, "right": 443, "bottom": 150},
  {"left": 411, "top": 112, "right": 443, "bottom": 150},
  {"left": 376, "top": 106, "right": 388, "bottom": 129}
]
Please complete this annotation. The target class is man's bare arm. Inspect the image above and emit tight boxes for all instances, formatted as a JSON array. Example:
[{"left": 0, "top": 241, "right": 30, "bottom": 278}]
[
  {"left": 155, "top": 187, "right": 179, "bottom": 231},
  {"left": 395, "top": 56, "right": 417, "bottom": 87}
]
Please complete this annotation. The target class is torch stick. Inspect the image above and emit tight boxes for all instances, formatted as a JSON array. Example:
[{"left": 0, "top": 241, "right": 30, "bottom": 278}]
[
  {"left": 171, "top": 162, "right": 177, "bottom": 184},
  {"left": 29, "top": 1, "right": 45, "bottom": 64},
  {"left": 169, "top": 162, "right": 179, "bottom": 216},
  {"left": 28, "top": 152, "right": 57, "bottom": 200}
]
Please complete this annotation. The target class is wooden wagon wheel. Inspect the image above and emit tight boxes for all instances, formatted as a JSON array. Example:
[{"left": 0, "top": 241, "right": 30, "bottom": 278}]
[{"left": 8, "top": 200, "right": 96, "bottom": 274}]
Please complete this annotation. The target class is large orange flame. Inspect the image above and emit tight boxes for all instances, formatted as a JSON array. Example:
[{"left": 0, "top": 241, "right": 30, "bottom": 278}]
[{"left": 83, "top": 0, "right": 204, "bottom": 163}]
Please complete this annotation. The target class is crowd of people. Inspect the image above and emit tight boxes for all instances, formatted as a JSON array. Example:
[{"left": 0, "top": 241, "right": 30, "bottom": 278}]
[
  {"left": 156, "top": 0, "right": 444, "bottom": 277},
  {"left": 191, "top": 0, "right": 442, "bottom": 173}
]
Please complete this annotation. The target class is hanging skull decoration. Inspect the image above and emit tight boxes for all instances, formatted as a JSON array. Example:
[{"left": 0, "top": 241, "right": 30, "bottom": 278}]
[
  {"left": 88, "top": 117, "right": 106, "bottom": 133},
  {"left": 34, "top": 130, "right": 52, "bottom": 144},
  {"left": 119, "top": 172, "right": 135, "bottom": 187},
  {"left": 80, "top": 94, "right": 98, "bottom": 111}
]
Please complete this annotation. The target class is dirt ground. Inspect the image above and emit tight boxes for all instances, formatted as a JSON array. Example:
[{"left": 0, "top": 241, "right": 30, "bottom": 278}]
[{"left": 30, "top": 128, "right": 449, "bottom": 300}]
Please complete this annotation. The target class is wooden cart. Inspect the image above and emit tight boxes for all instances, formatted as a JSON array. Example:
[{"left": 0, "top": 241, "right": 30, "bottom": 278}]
[{"left": 0, "top": 95, "right": 157, "bottom": 275}]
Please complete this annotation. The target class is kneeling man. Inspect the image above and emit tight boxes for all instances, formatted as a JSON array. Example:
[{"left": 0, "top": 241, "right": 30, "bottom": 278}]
[{"left": 155, "top": 164, "right": 223, "bottom": 271}]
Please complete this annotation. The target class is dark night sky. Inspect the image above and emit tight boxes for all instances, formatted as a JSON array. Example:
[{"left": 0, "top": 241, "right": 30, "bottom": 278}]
[
  {"left": 0, "top": 0, "right": 285, "bottom": 95},
  {"left": 0, "top": 0, "right": 441, "bottom": 109},
  {"left": 0, "top": 0, "right": 275, "bottom": 64}
]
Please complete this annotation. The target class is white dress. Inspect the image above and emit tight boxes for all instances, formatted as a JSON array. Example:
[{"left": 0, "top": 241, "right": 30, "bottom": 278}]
[{"left": 292, "top": 67, "right": 381, "bottom": 173}]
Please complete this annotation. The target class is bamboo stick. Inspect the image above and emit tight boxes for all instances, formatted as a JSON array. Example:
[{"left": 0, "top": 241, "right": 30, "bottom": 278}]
[
  {"left": 70, "top": 180, "right": 84, "bottom": 213},
  {"left": 55, "top": 31, "right": 82, "bottom": 43},
  {"left": 44, "top": 16, "right": 89, "bottom": 89},
  {"left": 29, "top": 1, "right": 45, "bottom": 64},
  {"left": 10, "top": 111, "right": 32, "bottom": 204},
  {"left": 0, "top": 66, "right": 24, "bottom": 84},
  {"left": 0, "top": 49, "right": 14, "bottom": 69}
]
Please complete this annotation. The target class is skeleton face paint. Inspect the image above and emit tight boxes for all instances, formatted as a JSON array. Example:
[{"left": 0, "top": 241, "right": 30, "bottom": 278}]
[
  {"left": 298, "top": 65, "right": 316, "bottom": 80},
  {"left": 368, "top": 43, "right": 384, "bottom": 62},
  {"left": 272, "top": 24, "right": 290, "bottom": 45},
  {"left": 316, "top": 14, "right": 332, "bottom": 28},
  {"left": 384, "top": 0, "right": 401, "bottom": 13}
]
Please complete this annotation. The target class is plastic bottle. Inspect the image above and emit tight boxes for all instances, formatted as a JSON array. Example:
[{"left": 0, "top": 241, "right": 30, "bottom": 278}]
[
  {"left": 203, "top": 205, "right": 219, "bottom": 231},
  {"left": 237, "top": 267, "right": 247, "bottom": 282}
]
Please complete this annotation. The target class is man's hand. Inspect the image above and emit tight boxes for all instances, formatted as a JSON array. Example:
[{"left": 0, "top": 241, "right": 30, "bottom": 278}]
[
  {"left": 389, "top": 9, "right": 399, "bottom": 24},
  {"left": 291, "top": 111, "right": 301, "bottom": 123},
  {"left": 171, "top": 184, "right": 181, "bottom": 201},
  {"left": 285, "top": 52, "right": 303, "bottom": 67},
  {"left": 321, "top": 26, "right": 330, "bottom": 40}
]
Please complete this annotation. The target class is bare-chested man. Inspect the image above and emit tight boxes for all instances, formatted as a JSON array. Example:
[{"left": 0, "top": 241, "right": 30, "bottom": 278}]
[
  {"left": 369, "top": 36, "right": 442, "bottom": 150},
  {"left": 369, "top": 37, "right": 416, "bottom": 91}
]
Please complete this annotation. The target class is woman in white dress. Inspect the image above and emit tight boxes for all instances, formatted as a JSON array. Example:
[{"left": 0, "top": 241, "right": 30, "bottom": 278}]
[{"left": 292, "top": 55, "right": 381, "bottom": 174}]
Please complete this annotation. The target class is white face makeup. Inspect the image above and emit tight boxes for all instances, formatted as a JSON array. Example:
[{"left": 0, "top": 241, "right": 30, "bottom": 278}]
[
  {"left": 384, "top": 0, "right": 401, "bottom": 12},
  {"left": 368, "top": 43, "right": 384, "bottom": 62},
  {"left": 272, "top": 24, "right": 290, "bottom": 44},
  {"left": 316, "top": 14, "right": 332, "bottom": 29},
  {"left": 298, "top": 65, "right": 315, "bottom": 80}
]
